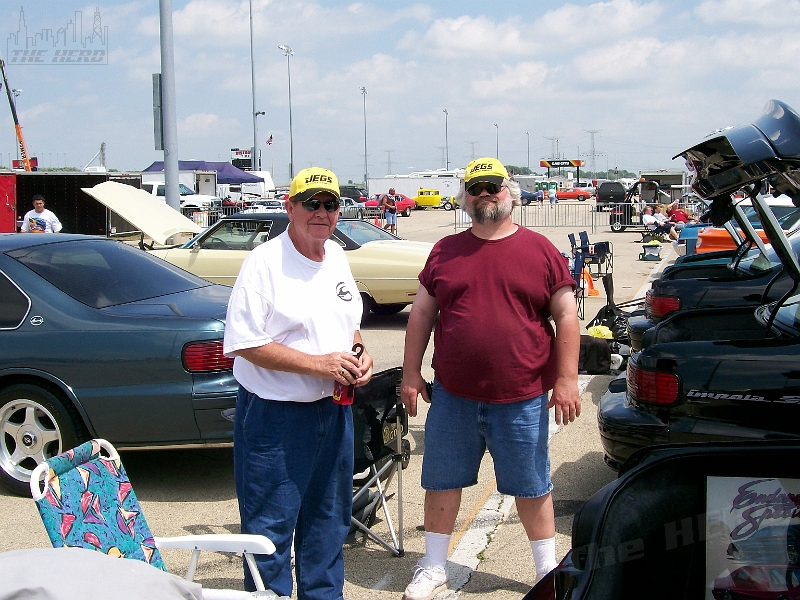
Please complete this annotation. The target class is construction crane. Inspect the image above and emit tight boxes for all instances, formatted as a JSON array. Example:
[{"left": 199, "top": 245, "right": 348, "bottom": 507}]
[{"left": 0, "top": 48, "right": 31, "bottom": 171}]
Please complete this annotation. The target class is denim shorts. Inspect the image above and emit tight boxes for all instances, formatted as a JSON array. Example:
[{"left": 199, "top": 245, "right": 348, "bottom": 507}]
[
  {"left": 421, "top": 381, "right": 553, "bottom": 498},
  {"left": 384, "top": 210, "right": 397, "bottom": 224}
]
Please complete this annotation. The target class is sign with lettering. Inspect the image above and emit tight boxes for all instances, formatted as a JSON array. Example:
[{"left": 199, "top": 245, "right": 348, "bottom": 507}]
[
  {"left": 540, "top": 159, "right": 584, "bottom": 168},
  {"left": 705, "top": 476, "right": 800, "bottom": 599}
]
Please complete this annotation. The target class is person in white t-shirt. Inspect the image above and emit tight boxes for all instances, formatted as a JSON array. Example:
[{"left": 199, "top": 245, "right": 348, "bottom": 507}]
[
  {"left": 20, "top": 194, "right": 62, "bottom": 233},
  {"left": 223, "top": 167, "right": 373, "bottom": 600},
  {"left": 642, "top": 205, "right": 678, "bottom": 240}
]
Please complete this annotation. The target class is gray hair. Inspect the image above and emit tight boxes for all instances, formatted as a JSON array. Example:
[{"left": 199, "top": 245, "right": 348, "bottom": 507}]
[{"left": 456, "top": 178, "right": 521, "bottom": 207}]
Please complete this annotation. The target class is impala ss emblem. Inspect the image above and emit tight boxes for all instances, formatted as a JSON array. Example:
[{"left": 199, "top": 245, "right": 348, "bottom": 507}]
[
  {"left": 30, "top": 316, "right": 44, "bottom": 326},
  {"left": 335, "top": 282, "right": 352, "bottom": 302}
]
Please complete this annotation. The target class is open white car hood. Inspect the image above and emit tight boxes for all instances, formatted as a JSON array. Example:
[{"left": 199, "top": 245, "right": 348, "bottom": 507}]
[{"left": 82, "top": 181, "right": 202, "bottom": 245}]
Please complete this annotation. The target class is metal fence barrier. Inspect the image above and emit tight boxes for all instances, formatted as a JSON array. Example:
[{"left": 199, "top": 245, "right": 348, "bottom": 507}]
[
  {"left": 179, "top": 205, "right": 396, "bottom": 233},
  {"left": 454, "top": 202, "right": 597, "bottom": 232}
]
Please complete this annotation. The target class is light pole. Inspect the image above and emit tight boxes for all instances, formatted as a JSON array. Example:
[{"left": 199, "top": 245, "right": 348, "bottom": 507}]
[
  {"left": 525, "top": 131, "right": 530, "bottom": 171},
  {"left": 443, "top": 109, "right": 449, "bottom": 170},
  {"left": 361, "top": 86, "right": 368, "bottom": 195},
  {"left": 494, "top": 124, "right": 499, "bottom": 159},
  {"left": 278, "top": 45, "right": 294, "bottom": 179},
  {"left": 248, "top": 0, "right": 259, "bottom": 171}
]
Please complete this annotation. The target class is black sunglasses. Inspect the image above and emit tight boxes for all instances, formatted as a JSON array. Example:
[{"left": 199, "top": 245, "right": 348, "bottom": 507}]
[
  {"left": 301, "top": 198, "right": 340, "bottom": 212},
  {"left": 466, "top": 182, "right": 502, "bottom": 196}
]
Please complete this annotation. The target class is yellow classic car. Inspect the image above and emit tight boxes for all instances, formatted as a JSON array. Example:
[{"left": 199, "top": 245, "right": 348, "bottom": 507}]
[
  {"left": 148, "top": 213, "right": 433, "bottom": 315},
  {"left": 412, "top": 188, "right": 447, "bottom": 209}
]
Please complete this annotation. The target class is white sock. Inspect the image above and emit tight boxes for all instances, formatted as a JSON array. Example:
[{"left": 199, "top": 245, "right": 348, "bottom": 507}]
[
  {"left": 424, "top": 532, "right": 451, "bottom": 569},
  {"left": 530, "top": 537, "right": 557, "bottom": 576}
]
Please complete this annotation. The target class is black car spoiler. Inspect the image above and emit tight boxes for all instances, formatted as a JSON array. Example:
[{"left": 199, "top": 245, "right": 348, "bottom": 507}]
[{"left": 676, "top": 100, "right": 800, "bottom": 288}]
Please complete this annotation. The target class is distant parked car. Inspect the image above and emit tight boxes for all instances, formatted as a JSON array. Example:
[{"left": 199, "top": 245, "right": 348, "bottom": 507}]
[
  {"left": 573, "top": 181, "right": 596, "bottom": 196},
  {"left": 0, "top": 234, "right": 236, "bottom": 495},
  {"left": 339, "top": 196, "right": 367, "bottom": 218},
  {"left": 243, "top": 200, "right": 285, "bottom": 213},
  {"left": 520, "top": 189, "right": 537, "bottom": 205},
  {"left": 149, "top": 213, "right": 433, "bottom": 315},
  {"left": 364, "top": 193, "right": 416, "bottom": 217},
  {"left": 339, "top": 185, "right": 368, "bottom": 203},
  {"left": 695, "top": 196, "right": 800, "bottom": 253},
  {"left": 595, "top": 181, "right": 627, "bottom": 208},
  {"left": 556, "top": 187, "right": 590, "bottom": 201}
]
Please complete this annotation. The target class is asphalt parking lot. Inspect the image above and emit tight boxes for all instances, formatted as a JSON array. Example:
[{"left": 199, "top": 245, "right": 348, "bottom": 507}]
[{"left": 0, "top": 205, "right": 672, "bottom": 599}]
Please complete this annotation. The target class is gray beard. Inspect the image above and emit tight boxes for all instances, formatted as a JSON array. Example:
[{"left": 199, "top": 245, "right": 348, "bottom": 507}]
[{"left": 466, "top": 198, "right": 513, "bottom": 224}]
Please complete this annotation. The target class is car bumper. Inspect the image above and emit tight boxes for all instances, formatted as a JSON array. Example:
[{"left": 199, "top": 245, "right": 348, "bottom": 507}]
[{"left": 598, "top": 387, "right": 668, "bottom": 470}]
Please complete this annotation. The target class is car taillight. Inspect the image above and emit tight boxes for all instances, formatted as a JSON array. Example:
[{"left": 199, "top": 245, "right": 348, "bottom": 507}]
[
  {"left": 627, "top": 364, "right": 679, "bottom": 405},
  {"left": 645, "top": 290, "right": 680, "bottom": 319},
  {"left": 183, "top": 341, "right": 234, "bottom": 372}
]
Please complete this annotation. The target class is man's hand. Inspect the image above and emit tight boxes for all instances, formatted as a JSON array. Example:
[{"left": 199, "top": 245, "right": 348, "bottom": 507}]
[
  {"left": 354, "top": 348, "right": 374, "bottom": 388},
  {"left": 401, "top": 371, "right": 430, "bottom": 418},
  {"left": 547, "top": 376, "right": 581, "bottom": 425}
]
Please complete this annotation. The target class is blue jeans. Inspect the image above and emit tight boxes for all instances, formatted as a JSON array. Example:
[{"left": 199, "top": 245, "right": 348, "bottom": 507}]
[
  {"left": 421, "top": 381, "right": 552, "bottom": 498},
  {"left": 233, "top": 387, "right": 354, "bottom": 600}
]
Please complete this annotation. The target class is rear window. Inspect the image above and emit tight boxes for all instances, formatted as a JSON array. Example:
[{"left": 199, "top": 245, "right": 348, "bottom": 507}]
[
  {"left": 8, "top": 239, "right": 209, "bottom": 308},
  {"left": 0, "top": 270, "right": 30, "bottom": 329},
  {"left": 599, "top": 183, "right": 625, "bottom": 192}
]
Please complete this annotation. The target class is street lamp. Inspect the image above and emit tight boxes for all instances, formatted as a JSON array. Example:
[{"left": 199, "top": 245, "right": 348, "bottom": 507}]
[
  {"left": 443, "top": 109, "right": 449, "bottom": 170},
  {"left": 525, "top": 131, "right": 530, "bottom": 171},
  {"left": 494, "top": 124, "right": 499, "bottom": 159},
  {"left": 278, "top": 45, "right": 294, "bottom": 179},
  {"left": 361, "top": 86, "right": 368, "bottom": 195},
  {"left": 248, "top": 0, "right": 260, "bottom": 171}
]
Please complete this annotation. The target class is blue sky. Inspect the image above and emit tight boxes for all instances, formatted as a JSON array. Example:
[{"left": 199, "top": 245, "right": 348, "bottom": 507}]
[{"left": 2, "top": 0, "right": 799, "bottom": 185}]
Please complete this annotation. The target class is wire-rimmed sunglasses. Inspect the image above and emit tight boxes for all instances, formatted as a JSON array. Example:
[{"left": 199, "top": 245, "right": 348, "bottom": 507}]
[
  {"left": 466, "top": 182, "right": 503, "bottom": 196},
  {"left": 301, "top": 198, "right": 340, "bottom": 212}
]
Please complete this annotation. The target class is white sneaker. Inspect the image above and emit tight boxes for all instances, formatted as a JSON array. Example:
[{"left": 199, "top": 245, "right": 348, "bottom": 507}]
[{"left": 404, "top": 557, "right": 449, "bottom": 600}]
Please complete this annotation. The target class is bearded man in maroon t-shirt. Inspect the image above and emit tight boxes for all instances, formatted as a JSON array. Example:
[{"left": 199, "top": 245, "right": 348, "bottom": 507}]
[{"left": 401, "top": 157, "right": 581, "bottom": 600}]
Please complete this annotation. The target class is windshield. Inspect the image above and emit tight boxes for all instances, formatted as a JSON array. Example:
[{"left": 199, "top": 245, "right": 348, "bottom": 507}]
[
  {"left": 335, "top": 220, "right": 398, "bottom": 245},
  {"left": 9, "top": 239, "right": 208, "bottom": 308}
]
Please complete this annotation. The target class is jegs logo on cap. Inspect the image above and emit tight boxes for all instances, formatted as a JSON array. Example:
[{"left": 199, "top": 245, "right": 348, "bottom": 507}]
[
  {"left": 464, "top": 157, "right": 508, "bottom": 185},
  {"left": 305, "top": 173, "right": 333, "bottom": 185},
  {"left": 290, "top": 167, "right": 340, "bottom": 203}
]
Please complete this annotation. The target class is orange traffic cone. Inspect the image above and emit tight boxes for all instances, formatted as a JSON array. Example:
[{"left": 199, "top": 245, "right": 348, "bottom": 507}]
[
  {"left": 582, "top": 268, "right": 600, "bottom": 296},
  {"left": 374, "top": 213, "right": 381, "bottom": 227}
]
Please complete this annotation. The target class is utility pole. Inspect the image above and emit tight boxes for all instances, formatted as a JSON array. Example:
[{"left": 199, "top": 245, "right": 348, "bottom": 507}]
[
  {"left": 435, "top": 146, "right": 446, "bottom": 169},
  {"left": 525, "top": 131, "right": 530, "bottom": 171},
  {"left": 585, "top": 129, "right": 601, "bottom": 177},
  {"left": 360, "top": 86, "right": 368, "bottom": 194},
  {"left": 465, "top": 141, "right": 478, "bottom": 161},
  {"left": 384, "top": 150, "right": 395, "bottom": 175}
]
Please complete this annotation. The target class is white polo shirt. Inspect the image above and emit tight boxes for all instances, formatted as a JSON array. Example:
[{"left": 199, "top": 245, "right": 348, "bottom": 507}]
[{"left": 223, "top": 229, "right": 362, "bottom": 402}]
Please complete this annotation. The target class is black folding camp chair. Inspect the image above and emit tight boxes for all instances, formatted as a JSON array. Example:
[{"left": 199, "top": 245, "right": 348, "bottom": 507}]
[
  {"left": 349, "top": 367, "right": 409, "bottom": 556},
  {"left": 578, "top": 231, "right": 613, "bottom": 277}
]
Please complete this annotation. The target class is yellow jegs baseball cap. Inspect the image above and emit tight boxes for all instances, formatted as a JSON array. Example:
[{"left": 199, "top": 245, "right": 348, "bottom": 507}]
[
  {"left": 289, "top": 167, "right": 340, "bottom": 203},
  {"left": 464, "top": 157, "right": 509, "bottom": 187}
]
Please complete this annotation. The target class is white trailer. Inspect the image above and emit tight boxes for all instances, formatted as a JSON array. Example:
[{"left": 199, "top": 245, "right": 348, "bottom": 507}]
[
  {"left": 218, "top": 170, "right": 276, "bottom": 203},
  {"left": 369, "top": 169, "right": 464, "bottom": 199}
]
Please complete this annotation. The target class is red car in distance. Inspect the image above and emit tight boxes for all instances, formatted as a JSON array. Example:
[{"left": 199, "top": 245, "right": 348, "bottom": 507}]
[
  {"left": 365, "top": 193, "right": 416, "bottom": 217},
  {"left": 556, "top": 187, "right": 591, "bottom": 201},
  {"left": 713, "top": 565, "right": 800, "bottom": 599}
]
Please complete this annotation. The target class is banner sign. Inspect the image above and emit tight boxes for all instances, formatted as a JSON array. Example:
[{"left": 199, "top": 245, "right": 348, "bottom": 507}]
[{"left": 540, "top": 159, "right": 584, "bottom": 168}]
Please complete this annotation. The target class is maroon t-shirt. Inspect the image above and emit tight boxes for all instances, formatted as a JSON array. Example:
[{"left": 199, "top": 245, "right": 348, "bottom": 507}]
[{"left": 419, "top": 226, "right": 575, "bottom": 403}]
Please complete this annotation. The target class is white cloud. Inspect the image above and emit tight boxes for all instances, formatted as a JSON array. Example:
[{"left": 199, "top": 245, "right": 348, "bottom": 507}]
[
  {"left": 178, "top": 113, "right": 240, "bottom": 138},
  {"left": 469, "top": 62, "right": 548, "bottom": 98},
  {"left": 694, "top": 0, "right": 800, "bottom": 27}
]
